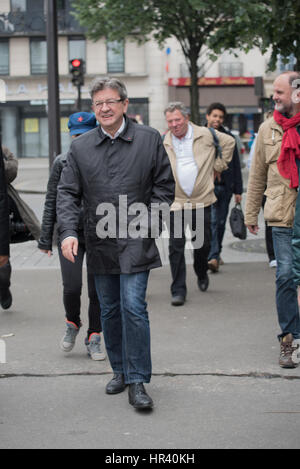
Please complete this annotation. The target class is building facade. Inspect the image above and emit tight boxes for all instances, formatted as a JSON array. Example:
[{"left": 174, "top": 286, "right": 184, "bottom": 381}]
[
  {"left": 0, "top": 1, "right": 294, "bottom": 158},
  {"left": 0, "top": 0, "right": 169, "bottom": 158}
]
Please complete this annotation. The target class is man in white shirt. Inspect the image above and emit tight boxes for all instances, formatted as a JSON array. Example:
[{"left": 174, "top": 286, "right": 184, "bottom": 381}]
[{"left": 163, "top": 102, "right": 235, "bottom": 306}]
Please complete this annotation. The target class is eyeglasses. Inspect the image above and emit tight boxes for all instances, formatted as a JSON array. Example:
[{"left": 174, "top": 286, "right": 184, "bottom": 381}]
[{"left": 93, "top": 99, "right": 124, "bottom": 109}]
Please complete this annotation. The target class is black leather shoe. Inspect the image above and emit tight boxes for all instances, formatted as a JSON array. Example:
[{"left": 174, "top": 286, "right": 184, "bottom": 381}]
[
  {"left": 128, "top": 383, "right": 153, "bottom": 410},
  {"left": 0, "top": 288, "right": 12, "bottom": 310},
  {"left": 198, "top": 274, "right": 209, "bottom": 292},
  {"left": 171, "top": 295, "right": 185, "bottom": 306},
  {"left": 106, "top": 373, "right": 126, "bottom": 394}
]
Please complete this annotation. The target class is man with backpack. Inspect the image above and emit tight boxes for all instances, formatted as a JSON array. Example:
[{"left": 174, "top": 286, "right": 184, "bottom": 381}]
[{"left": 206, "top": 103, "right": 243, "bottom": 273}]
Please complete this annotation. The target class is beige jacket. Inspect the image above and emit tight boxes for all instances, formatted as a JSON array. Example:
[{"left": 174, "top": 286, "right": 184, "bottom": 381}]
[
  {"left": 163, "top": 123, "right": 235, "bottom": 209},
  {"left": 245, "top": 117, "right": 297, "bottom": 228}
]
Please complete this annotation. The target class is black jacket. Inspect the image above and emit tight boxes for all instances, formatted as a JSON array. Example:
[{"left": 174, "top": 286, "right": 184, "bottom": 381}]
[
  {"left": 57, "top": 117, "right": 175, "bottom": 274},
  {"left": 0, "top": 144, "right": 9, "bottom": 256},
  {"left": 38, "top": 152, "right": 85, "bottom": 251},
  {"left": 213, "top": 126, "right": 243, "bottom": 195},
  {"left": 38, "top": 153, "right": 67, "bottom": 251}
]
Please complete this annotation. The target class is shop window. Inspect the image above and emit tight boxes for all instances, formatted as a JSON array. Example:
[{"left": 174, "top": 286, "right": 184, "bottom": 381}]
[
  {"left": 278, "top": 54, "right": 295, "bottom": 72},
  {"left": 107, "top": 40, "right": 124, "bottom": 74},
  {"left": 30, "top": 38, "right": 47, "bottom": 74},
  {"left": 0, "top": 41, "right": 9, "bottom": 75},
  {"left": 22, "top": 116, "right": 48, "bottom": 157},
  {"left": 11, "top": 0, "right": 26, "bottom": 12}
]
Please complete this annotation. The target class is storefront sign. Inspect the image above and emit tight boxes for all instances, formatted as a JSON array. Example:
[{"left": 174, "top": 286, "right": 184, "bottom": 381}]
[{"left": 168, "top": 77, "right": 255, "bottom": 87}]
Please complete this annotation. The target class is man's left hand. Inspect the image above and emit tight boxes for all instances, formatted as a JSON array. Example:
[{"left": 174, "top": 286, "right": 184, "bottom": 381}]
[
  {"left": 214, "top": 170, "right": 221, "bottom": 182},
  {"left": 0, "top": 255, "right": 9, "bottom": 268},
  {"left": 234, "top": 194, "right": 242, "bottom": 204}
]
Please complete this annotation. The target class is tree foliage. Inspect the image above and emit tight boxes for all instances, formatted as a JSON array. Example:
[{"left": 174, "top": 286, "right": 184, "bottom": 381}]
[
  {"left": 72, "top": 0, "right": 297, "bottom": 123},
  {"left": 260, "top": 0, "right": 300, "bottom": 71}
]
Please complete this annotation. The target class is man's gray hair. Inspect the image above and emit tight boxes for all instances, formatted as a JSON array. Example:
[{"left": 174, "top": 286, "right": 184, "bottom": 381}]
[
  {"left": 89, "top": 77, "right": 128, "bottom": 101},
  {"left": 164, "top": 102, "right": 190, "bottom": 117}
]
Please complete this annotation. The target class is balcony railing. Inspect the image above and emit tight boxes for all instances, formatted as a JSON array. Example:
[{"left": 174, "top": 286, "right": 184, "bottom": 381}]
[{"left": 0, "top": 10, "right": 85, "bottom": 36}]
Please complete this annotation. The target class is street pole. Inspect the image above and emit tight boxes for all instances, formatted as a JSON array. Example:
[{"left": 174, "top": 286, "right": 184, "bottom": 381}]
[
  {"left": 46, "top": 0, "right": 61, "bottom": 170},
  {"left": 77, "top": 83, "right": 82, "bottom": 111}
]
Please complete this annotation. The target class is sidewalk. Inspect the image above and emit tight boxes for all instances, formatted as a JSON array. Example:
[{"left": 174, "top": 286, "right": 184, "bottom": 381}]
[
  {"left": 11, "top": 157, "right": 269, "bottom": 269},
  {"left": 2, "top": 158, "right": 299, "bottom": 449}
]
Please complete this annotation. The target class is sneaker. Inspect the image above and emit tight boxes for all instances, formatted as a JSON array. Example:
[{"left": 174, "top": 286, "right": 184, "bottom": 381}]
[
  {"left": 208, "top": 259, "right": 219, "bottom": 273},
  {"left": 279, "top": 333, "right": 299, "bottom": 368},
  {"left": 85, "top": 333, "right": 106, "bottom": 361},
  {"left": 219, "top": 257, "right": 224, "bottom": 266},
  {"left": 269, "top": 260, "right": 277, "bottom": 268},
  {"left": 60, "top": 321, "right": 80, "bottom": 352}
]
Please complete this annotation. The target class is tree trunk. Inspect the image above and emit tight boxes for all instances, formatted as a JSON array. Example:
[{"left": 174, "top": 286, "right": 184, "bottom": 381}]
[{"left": 188, "top": 49, "right": 200, "bottom": 125}]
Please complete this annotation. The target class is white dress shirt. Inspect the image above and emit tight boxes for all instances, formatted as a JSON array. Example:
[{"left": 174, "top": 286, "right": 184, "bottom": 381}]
[
  {"left": 101, "top": 118, "right": 126, "bottom": 139},
  {"left": 172, "top": 123, "right": 198, "bottom": 197}
]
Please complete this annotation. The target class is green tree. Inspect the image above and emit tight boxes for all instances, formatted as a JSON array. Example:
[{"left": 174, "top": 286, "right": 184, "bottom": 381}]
[
  {"left": 73, "top": 0, "right": 267, "bottom": 124},
  {"left": 261, "top": 0, "right": 300, "bottom": 71},
  {"left": 209, "top": 0, "right": 300, "bottom": 72}
]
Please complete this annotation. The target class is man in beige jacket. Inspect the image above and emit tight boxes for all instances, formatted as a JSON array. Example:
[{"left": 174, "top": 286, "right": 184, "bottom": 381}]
[
  {"left": 163, "top": 102, "right": 235, "bottom": 305},
  {"left": 245, "top": 71, "right": 300, "bottom": 368}
]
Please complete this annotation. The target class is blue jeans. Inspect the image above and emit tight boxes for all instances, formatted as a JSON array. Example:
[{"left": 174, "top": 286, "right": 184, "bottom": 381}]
[
  {"left": 94, "top": 271, "right": 151, "bottom": 383},
  {"left": 272, "top": 227, "right": 300, "bottom": 340},
  {"left": 209, "top": 185, "right": 232, "bottom": 261}
]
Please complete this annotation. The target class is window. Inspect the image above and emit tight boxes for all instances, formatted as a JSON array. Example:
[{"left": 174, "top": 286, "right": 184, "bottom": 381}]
[
  {"left": 278, "top": 54, "right": 295, "bottom": 72},
  {"left": 11, "top": 0, "right": 26, "bottom": 12},
  {"left": 68, "top": 37, "right": 86, "bottom": 62},
  {"left": 30, "top": 38, "right": 47, "bottom": 74},
  {"left": 219, "top": 62, "right": 243, "bottom": 77},
  {"left": 107, "top": 40, "right": 124, "bottom": 74},
  {"left": 0, "top": 41, "right": 9, "bottom": 75}
]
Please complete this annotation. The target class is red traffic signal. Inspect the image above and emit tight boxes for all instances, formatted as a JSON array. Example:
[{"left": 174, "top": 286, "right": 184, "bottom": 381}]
[
  {"left": 71, "top": 59, "right": 82, "bottom": 68},
  {"left": 69, "top": 58, "right": 85, "bottom": 86}
]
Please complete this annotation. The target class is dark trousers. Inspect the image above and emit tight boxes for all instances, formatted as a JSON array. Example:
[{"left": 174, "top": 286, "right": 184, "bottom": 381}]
[
  {"left": 94, "top": 271, "right": 151, "bottom": 384},
  {"left": 168, "top": 207, "right": 211, "bottom": 298},
  {"left": 0, "top": 260, "right": 11, "bottom": 294},
  {"left": 58, "top": 242, "right": 102, "bottom": 337},
  {"left": 262, "top": 195, "right": 275, "bottom": 262},
  {"left": 209, "top": 185, "right": 232, "bottom": 261}
]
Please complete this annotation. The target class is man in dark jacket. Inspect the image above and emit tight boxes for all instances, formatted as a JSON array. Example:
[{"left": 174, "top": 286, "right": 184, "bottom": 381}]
[
  {"left": 57, "top": 78, "right": 175, "bottom": 410},
  {"left": 206, "top": 103, "right": 243, "bottom": 272},
  {"left": 0, "top": 142, "right": 10, "bottom": 309}
]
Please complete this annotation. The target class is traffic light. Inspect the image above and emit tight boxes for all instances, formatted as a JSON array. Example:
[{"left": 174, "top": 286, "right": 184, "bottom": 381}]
[{"left": 69, "top": 58, "right": 85, "bottom": 87}]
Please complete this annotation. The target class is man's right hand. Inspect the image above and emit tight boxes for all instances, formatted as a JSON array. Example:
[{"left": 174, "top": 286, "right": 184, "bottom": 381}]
[
  {"left": 61, "top": 237, "right": 78, "bottom": 263},
  {"left": 0, "top": 255, "right": 9, "bottom": 268},
  {"left": 246, "top": 224, "right": 259, "bottom": 235}
]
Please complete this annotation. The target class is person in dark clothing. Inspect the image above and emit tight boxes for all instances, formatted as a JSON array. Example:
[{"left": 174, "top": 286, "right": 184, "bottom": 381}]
[
  {"left": 0, "top": 144, "right": 40, "bottom": 310},
  {"left": 206, "top": 103, "right": 243, "bottom": 273},
  {"left": 0, "top": 142, "right": 10, "bottom": 309},
  {"left": 39, "top": 112, "right": 105, "bottom": 361},
  {"left": 57, "top": 78, "right": 175, "bottom": 410}
]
